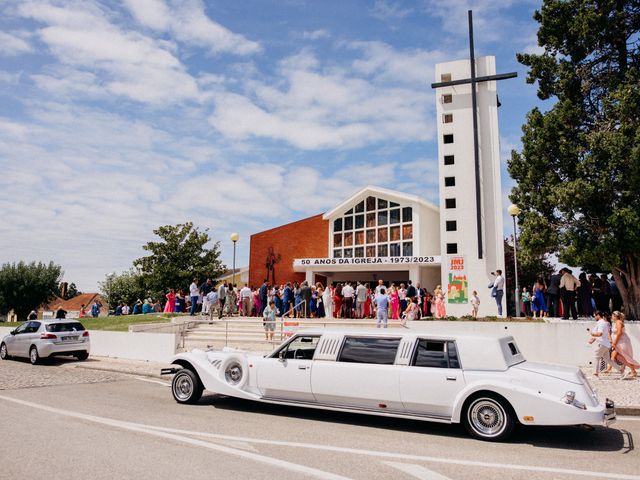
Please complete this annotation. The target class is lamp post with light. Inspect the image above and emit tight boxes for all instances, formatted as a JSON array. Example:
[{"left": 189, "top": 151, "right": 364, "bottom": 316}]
[
  {"left": 507, "top": 204, "right": 521, "bottom": 317},
  {"left": 230, "top": 233, "right": 240, "bottom": 288}
]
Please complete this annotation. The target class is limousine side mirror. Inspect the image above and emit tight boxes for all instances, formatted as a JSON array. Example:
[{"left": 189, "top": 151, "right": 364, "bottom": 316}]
[{"left": 278, "top": 350, "right": 286, "bottom": 362}]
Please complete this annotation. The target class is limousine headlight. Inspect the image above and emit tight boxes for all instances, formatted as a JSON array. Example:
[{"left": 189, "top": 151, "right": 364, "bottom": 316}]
[{"left": 564, "top": 391, "right": 586, "bottom": 410}]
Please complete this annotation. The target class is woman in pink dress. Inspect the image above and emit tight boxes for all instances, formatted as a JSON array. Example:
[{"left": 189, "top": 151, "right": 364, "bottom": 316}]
[
  {"left": 433, "top": 285, "right": 446, "bottom": 318},
  {"left": 389, "top": 284, "right": 400, "bottom": 319},
  {"left": 164, "top": 289, "right": 176, "bottom": 313},
  {"left": 611, "top": 311, "right": 639, "bottom": 378}
]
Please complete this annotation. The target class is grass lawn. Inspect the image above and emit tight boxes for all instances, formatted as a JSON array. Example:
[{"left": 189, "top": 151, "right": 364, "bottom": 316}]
[
  {"left": 80, "top": 313, "right": 186, "bottom": 331},
  {"left": 0, "top": 313, "right": 188, "bottom": 332}
]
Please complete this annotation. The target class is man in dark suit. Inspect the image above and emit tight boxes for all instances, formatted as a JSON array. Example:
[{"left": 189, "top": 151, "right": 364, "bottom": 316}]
[
  {"left": 547, "top": 269, "right": 563, "bottom": 317},
  {"left": 299, "top": 281, "right": 312, "bottom": 318}
]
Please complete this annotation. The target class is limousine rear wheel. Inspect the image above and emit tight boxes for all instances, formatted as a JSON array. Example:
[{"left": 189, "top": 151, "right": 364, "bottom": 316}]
[
  {"left": 172, "top": 368, "right": 203, "bottom": 404},
  {"left": 463, "top": 394, "right": 515, "bottom": 441}
]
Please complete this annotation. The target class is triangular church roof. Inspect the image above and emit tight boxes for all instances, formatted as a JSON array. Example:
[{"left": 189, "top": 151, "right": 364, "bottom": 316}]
[{"left": 323, "top": 185, "right": 438, "bottom": 220}]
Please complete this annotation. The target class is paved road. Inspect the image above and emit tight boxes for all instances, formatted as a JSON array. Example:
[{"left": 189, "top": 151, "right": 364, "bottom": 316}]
[{"left": 1, "top": 358, "right": 639, "bottom": 480}]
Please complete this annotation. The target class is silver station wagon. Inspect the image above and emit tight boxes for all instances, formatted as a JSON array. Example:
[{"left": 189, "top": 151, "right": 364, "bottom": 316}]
[
  {"left": 163, "top": 329, "right": 615, "bottom": 441},
  {"left": 1, "top": 319, "right": 90, "bottom": 364}
]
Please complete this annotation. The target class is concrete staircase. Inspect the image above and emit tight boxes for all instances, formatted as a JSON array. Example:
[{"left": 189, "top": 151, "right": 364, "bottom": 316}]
[{"left": 180, "top": 316, "right": 404, "bottom": 352}]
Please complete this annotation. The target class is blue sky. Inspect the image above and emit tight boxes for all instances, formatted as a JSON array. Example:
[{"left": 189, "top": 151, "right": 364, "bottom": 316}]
[{"left": 0, "top": 0, "right": 546, "bottom": 291}]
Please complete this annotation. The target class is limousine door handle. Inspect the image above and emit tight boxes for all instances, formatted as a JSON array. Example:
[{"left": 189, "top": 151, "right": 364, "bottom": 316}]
[
  {"left": 298, "top": 365, "right": 309, "bottom": 370},
  {"left": 446, "top": 376, "right": 457, "bottom": 381}
]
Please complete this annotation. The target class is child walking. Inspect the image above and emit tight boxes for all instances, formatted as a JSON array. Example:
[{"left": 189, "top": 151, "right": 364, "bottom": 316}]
[{"left": 470, "top": 290, "right": 480, "bottom": 319}]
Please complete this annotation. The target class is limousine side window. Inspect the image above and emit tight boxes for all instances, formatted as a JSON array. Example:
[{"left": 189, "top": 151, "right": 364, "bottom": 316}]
[
  {"left": 273, "top": 335, "right": 320, "bottom": 360},
  {"left": 338, "top": 337, "right": 401, "bottom": 365},
  {"left": 412, "top": 340, "right": 460, "bottom": 369}
]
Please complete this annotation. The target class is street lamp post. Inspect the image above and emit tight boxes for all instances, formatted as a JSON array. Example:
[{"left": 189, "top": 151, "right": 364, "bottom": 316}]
[
  {"left": 230, "top": 233, "right": 240, "bottom": 288},
  {"left": 507, "top": 204, "right": 521, "bottom": 317}
]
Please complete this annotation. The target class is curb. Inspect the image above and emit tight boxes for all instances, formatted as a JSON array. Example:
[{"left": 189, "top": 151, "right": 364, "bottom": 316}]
[
  {"left": 74, "top": 363, "right": 165, "bottom": 379},
  {"left": 616, "top": 406, "right": 640, "bottom": 416}
]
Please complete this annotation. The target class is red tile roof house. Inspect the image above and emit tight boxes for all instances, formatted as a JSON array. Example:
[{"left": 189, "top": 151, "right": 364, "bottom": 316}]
[{"left": 41, "top": 293, "right": 107, "bottom": 319}]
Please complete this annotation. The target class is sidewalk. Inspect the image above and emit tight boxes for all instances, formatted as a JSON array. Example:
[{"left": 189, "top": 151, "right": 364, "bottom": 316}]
[
  {"left": 71, "top": 356, "right": 171, "bottom": 379},
  {"left": 72, "top": 355, "right": 640, "bottom": 415}
]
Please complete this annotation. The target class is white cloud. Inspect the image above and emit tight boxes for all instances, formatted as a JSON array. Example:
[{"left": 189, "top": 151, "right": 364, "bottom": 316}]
[
  {"left": 209, "top": 47, "right": 436, "bottom": 150},
  {"left": 0, "top": 31, "right": 33, "bottom": 56},
  {"left": 124, "top": 0, "right": 261, "bottom": 55},
  {"left": 302, "top": 29, "right": 330, "bottom": 40},
  {"left": 426, "top": 0, "right": 528, "bottom": 41},
  {"left": 17, "top": 0, "right": 199, "bottom": 104},
  {"left": 370, "top": 0, "right": 413, "bottom": 21}
]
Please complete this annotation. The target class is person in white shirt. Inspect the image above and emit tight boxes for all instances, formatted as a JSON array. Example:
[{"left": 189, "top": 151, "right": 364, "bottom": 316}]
[
  {"left": 589, "top": 311, "right": 617, "bottom": 376},
  {"left": 355, "top": 282, "right": 368, "bottom": 318},
  {"left": 189, "top": 278, "right": 199, "bottom": 316},
  {"left": 490, "top": 270, "right": 505, "bottom": 316},
  {"left": 240, "top": 285, "right": 253, "bottom": 316},
  {"left": 341, "top": 282, "right": 355, "bottom": 318}
]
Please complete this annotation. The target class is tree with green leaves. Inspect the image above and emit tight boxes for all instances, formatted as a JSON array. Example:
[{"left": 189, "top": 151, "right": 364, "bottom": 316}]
[
  {"left": 61, "top": 282, "right": 81, "bottom": 300},
  {"left": 0, "top": 261, "right": 62, "bottom": 320},
  {"left": 509, "top": 0, "right": 640, "bottom": 318},
  {"left": 133, "top": 222, "right": 225, "bottom": 299},
  {"left": 99, "top": 270, "right": 147, "bottom": 308}
]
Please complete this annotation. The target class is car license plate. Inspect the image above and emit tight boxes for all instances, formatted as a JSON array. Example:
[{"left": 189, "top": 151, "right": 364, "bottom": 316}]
[{"left": 63, "top": 336, "right": 79, "bottom": 341}]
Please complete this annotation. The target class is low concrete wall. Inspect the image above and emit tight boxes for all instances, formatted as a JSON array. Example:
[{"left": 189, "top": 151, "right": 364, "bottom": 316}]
[
  {"left": 88, "top": 331, "right": 176, "bottom": 363},
  {"left": 407, "top": 321, "right": 640, "bottom": 368},
  {"left": 0, "top": 327, "right": 176, "bottom": 363}
]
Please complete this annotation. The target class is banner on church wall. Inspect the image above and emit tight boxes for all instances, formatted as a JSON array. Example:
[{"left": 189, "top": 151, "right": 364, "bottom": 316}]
[
  {"left": 447, "top": 255, "right": 468, "bottom": 304},
  {"left": 293, "top": 256, "right": 440, "bottom": 267}
]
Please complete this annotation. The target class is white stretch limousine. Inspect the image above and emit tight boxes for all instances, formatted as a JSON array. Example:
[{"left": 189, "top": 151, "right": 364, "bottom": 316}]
[{"left": 163, "top": 330, "right": 615, "bottom": 441}]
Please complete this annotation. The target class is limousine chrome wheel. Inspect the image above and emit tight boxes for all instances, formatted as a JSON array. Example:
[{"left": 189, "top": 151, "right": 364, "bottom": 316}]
[
  {"left": 171, "top": 368, "right": 203, "bottom": 404},
  {"left": 463, "top": 395, "right": 515, "bottom": 441}
]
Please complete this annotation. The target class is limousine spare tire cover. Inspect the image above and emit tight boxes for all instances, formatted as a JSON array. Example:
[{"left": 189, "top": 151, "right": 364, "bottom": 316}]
[{"left": 221, "top": 355, "right": 247, "bottom": 388}]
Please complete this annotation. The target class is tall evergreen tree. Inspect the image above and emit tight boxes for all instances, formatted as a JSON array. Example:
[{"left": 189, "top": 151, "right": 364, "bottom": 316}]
[{"left": 509, "top": 0, "right": 640, "bottom": 318}]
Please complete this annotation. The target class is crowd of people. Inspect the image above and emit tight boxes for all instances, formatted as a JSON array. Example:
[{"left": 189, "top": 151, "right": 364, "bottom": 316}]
[
  {"left": 519, "top": 269, "right": 623, "bottom": 319},
  {"left": 179, "top": 279, "right": 453, "bottom": 329}
]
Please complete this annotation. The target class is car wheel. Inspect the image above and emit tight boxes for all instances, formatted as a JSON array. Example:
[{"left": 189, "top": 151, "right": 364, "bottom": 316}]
[
  {"left": 171, "top": 368, "right": 203, "bottom": 404},
  {"left": 0, "top": 342, "right": 9, "bottom": 360},
  {"left": 463, "top": 394, "right": 515, "bottom": 441},
  {"left": 29, "top": 346, "right": 40, "bottom": 365},
  {"left": 76, "top": 352, "right": 89, "bottom": 361}
]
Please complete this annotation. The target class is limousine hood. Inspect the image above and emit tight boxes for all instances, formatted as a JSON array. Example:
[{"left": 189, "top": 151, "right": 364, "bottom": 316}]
[{"left": 512, "top": 361, "right": 583, "bottom": 385}]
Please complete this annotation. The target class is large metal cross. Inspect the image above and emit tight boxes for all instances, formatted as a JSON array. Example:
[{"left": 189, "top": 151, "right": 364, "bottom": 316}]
[{"left": 431, "top": 10, "right": 517, "bottom": 260}]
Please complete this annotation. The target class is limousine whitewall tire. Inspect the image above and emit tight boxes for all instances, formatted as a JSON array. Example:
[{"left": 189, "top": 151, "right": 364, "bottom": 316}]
[
  {"left": 171, "top": 368, "right": 203, "bottom": 404},
  {"left": 463, "top": 393, "right": 515, "bottom": 441}
]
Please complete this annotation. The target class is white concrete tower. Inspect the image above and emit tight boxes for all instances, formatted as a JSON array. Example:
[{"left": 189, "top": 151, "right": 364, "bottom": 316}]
[{"left": 434, "top": 56, "right": 506, "bottom": 317}]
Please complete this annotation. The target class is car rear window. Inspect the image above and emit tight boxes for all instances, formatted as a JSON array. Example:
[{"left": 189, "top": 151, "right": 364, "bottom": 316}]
[
  {"left": 338, "top": 337, "right": 401, "bottom": 365},
  {"left": 46, "top": 322, "right": 85, "bottom": 332}
]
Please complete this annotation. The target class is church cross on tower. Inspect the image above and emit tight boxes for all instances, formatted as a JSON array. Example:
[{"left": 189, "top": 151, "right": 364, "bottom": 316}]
[{"left": 431, "top": 10, "right": 517, "bottom": 260}]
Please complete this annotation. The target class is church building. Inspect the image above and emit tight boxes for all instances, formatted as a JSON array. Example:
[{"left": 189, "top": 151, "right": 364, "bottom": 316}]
[{"left": 249, "top": 54, "right": 508, "bottom": 317}]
